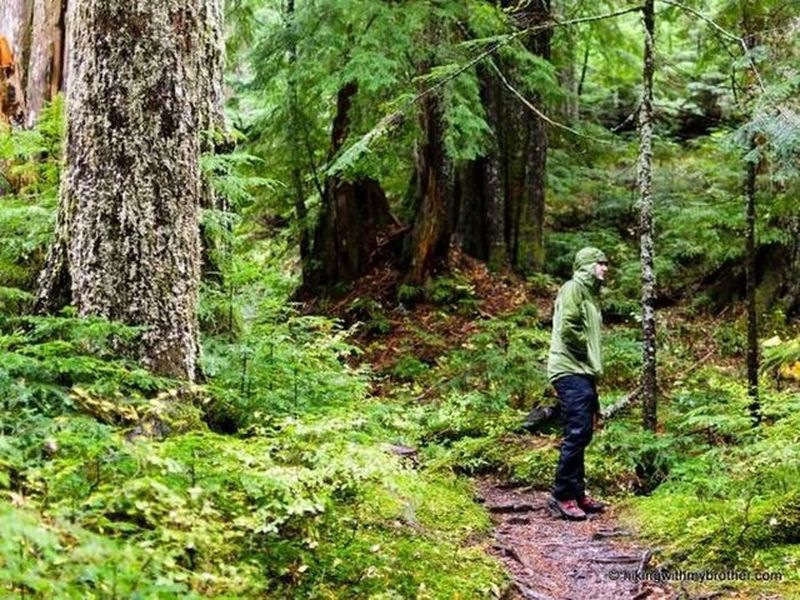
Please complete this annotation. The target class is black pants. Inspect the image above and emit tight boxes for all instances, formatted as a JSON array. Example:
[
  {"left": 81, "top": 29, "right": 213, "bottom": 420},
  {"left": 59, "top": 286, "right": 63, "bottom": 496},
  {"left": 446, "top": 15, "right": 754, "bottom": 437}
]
[{"left": 551, "top": 374, "right": 598, "bottom": 501}]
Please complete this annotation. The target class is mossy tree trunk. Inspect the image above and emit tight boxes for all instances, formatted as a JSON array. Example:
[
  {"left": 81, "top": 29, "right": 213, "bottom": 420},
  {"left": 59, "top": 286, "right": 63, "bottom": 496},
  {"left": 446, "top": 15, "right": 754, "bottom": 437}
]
[
  {"left": 37, "top": 0, "right": 223, "bottom": 380},
  {"left": 638, "top": 0, "right": 658, "bottom": 432}
]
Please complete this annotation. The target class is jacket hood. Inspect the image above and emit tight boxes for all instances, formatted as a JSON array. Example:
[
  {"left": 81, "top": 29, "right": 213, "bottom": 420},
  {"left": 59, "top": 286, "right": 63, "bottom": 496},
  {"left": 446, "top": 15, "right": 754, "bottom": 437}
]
[{"left": 572, "top": 247, "right": 607, "bottom": 290}]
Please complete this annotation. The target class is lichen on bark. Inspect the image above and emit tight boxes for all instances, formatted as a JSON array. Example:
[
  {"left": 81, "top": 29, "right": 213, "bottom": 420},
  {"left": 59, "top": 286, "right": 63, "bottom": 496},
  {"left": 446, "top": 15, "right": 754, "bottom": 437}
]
[{"left": 37, "top": 0, "right": 224, "bottom": 380}]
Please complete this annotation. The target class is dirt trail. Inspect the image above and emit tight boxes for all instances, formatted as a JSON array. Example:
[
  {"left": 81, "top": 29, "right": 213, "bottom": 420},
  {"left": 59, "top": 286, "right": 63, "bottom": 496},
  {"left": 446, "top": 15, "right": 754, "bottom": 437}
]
[{"left": 476, "top": 478, "right": 677, "bottom": 600}]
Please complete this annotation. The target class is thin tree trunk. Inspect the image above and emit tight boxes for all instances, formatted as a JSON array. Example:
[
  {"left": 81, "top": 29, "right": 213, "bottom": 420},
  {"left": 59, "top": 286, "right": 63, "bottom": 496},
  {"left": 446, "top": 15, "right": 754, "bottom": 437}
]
[
  {"left": 742, "top": 6, "right": 761, "bottom": 425},
  {"left": 557, "top": 26, "right": 580, "bottom": 121},
  {"left": 638, "top": 0, "right": 658, "bottom": 432},
  {"left": 745, "top": 135, "right": 760, "bottom": 424},
  {"left": 577, "top": 43, "right": 590, "bottom": 105},
  {"left": 37, "top": 0, "right": 223, "bottom": 380},
  {"left": 286, "top": 0, "right": 309, "bottom": 265}
]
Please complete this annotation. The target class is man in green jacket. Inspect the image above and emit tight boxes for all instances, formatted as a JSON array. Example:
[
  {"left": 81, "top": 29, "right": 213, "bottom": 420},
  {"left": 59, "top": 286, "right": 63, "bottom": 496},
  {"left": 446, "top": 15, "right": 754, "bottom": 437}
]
[{"left": 545, "top": 247, "right": 608, "bottom": 521}]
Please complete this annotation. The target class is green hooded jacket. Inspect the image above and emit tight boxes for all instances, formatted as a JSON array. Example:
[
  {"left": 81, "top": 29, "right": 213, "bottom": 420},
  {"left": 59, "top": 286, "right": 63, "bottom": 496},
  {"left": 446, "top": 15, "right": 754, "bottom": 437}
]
[{"left": 546, "top": 247, "right": 607, "bottom": 383}]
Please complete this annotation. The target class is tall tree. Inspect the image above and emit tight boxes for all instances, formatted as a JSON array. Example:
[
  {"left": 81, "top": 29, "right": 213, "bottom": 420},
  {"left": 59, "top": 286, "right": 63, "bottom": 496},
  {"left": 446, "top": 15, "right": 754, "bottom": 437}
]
[
  {"left": 744, "top": 133, "right": 760, "bottom": 424},
  {"left": 638, "top": 0, "right": 657, "bottom": 432},
  {"left": 741, "top": 4, "right": 763, "bottom": 425},
  {"left": 286, "top": 0, "right": 310, "bottom": 269},
  {"left": 37, "top": 0, "right": 224, "bottom": 380},
  {"left": 514, "top": 0, "right": 551, "bottom": 274}
]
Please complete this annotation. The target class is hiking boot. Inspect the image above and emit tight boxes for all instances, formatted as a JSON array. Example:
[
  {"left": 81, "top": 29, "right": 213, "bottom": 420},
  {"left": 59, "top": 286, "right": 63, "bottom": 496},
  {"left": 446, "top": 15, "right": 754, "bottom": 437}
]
[
  {"left": 547, "top": 496, "right": 587, "bottom": 521},
  {"left": 577, "top": 495, "right": 606, "bottom": 514}
]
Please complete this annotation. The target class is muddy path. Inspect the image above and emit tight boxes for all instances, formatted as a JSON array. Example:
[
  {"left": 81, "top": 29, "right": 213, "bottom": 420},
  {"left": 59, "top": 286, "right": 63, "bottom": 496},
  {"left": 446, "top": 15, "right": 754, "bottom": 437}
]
[{"left": 476, "top": 478, "right": 677, "bottom": 600}]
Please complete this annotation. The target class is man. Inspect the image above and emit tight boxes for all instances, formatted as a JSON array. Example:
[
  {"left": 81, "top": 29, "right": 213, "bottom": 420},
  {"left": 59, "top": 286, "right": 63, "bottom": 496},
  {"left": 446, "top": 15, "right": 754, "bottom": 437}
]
[{"left": 546, "top": 247, "right": 608, "bottom": 521}]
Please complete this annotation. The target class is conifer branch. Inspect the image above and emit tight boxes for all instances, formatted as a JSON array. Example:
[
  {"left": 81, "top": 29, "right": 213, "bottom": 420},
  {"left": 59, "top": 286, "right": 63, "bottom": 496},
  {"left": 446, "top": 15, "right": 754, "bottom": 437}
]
[
  {"left": 487, "top": 58, "right": 610, "bottom": 143},
  {"left": 327, "top": 4, "right": 644, "bottom": 175}
]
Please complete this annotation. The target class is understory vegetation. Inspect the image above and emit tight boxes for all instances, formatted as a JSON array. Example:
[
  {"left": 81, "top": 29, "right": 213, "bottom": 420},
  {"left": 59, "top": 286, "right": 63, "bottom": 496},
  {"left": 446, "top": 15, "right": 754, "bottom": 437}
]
[{"left": 2, "top": 95, "right": 798, "bottom": 598}]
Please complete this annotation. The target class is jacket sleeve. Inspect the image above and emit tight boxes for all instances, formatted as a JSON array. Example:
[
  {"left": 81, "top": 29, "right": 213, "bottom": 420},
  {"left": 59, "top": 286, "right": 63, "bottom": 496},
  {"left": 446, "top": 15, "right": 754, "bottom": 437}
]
[{"left": 558, "top": 282, "right": 589, "bottom": 360}]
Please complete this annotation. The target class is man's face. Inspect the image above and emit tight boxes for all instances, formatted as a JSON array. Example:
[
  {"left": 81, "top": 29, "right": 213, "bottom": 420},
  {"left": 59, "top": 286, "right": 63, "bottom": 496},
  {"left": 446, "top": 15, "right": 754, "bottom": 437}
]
[{"left": 594, "top": 261, "right": 609, "bottom": 281}]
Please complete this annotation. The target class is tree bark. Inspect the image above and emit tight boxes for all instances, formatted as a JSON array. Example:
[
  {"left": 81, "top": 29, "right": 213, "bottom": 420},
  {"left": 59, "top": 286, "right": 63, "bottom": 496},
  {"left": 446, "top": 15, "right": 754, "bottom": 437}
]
[
  {"left": 454, "top": 66, "right": 506, "bottom": 271},
  {"left": 405, "top": 87, "right": 452, "bottom": 286},
  {"left": 302, "top": 81, "right": 395, "bottom": 294},
  {"left": 0, "top": 0, "right": 68, "bottom": 127},
  {"left": 37, "top": 0, "right": 223, "bottom": 380},
  {"left": 483, "top": 66, "right": 508, "bottom": 271},
  {"left": 744, "top": 134, "right": 760, "bottom": 424},
  {"left": 24, "top": 0, "right": 66, "bottom": 127},
  {"left": 638, "top": 0, "right": 657, "bottom": 432},
  {"left": 0, "top": 1, "right": 32, "bottom": 124},
  {"left": 453, "top": 159, "right": 486, "bottom": 260},
  {"left": 0, "top": 1, "right": 33, "bottom": 86},
  {"left": 510, "top": 0, "right": 550, "bottom": 275}
]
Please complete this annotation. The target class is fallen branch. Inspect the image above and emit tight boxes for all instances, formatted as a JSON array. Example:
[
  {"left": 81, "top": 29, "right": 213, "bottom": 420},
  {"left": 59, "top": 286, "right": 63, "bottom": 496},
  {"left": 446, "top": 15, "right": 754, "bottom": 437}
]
[{"left": 601, "top": 386, "right": 641, "bottom": 420}]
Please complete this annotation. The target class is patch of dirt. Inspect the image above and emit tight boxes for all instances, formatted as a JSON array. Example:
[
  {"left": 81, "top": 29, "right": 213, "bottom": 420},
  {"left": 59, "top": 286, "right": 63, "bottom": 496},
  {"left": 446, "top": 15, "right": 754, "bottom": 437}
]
[
  {"left": 310, "top": 248, "right": 553, "bottom": 390},
  {"left": 475, "top": 478, "right": 676, "bottom": 600}
]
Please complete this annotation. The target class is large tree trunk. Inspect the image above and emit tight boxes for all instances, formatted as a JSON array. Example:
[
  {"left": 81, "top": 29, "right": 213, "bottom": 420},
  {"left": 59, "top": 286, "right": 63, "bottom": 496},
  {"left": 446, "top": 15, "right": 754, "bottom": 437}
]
[
  {"left": 638, "top": 0, "right": 658, "bottom": 432},
  {"left": 37, "top": 0, "right": 223, "bottom": 380},
  {"left": 453, "top": 159, "right": 487, "bottom": 260},
  {"left": 302, "top": 81, "right": 396, "bottom": 294},
  {"left": 454, "top": 66, "right": 507, "bottom": 271},
  {"left": 515, "top": 0, "right": 550, "bottom": 274}
]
